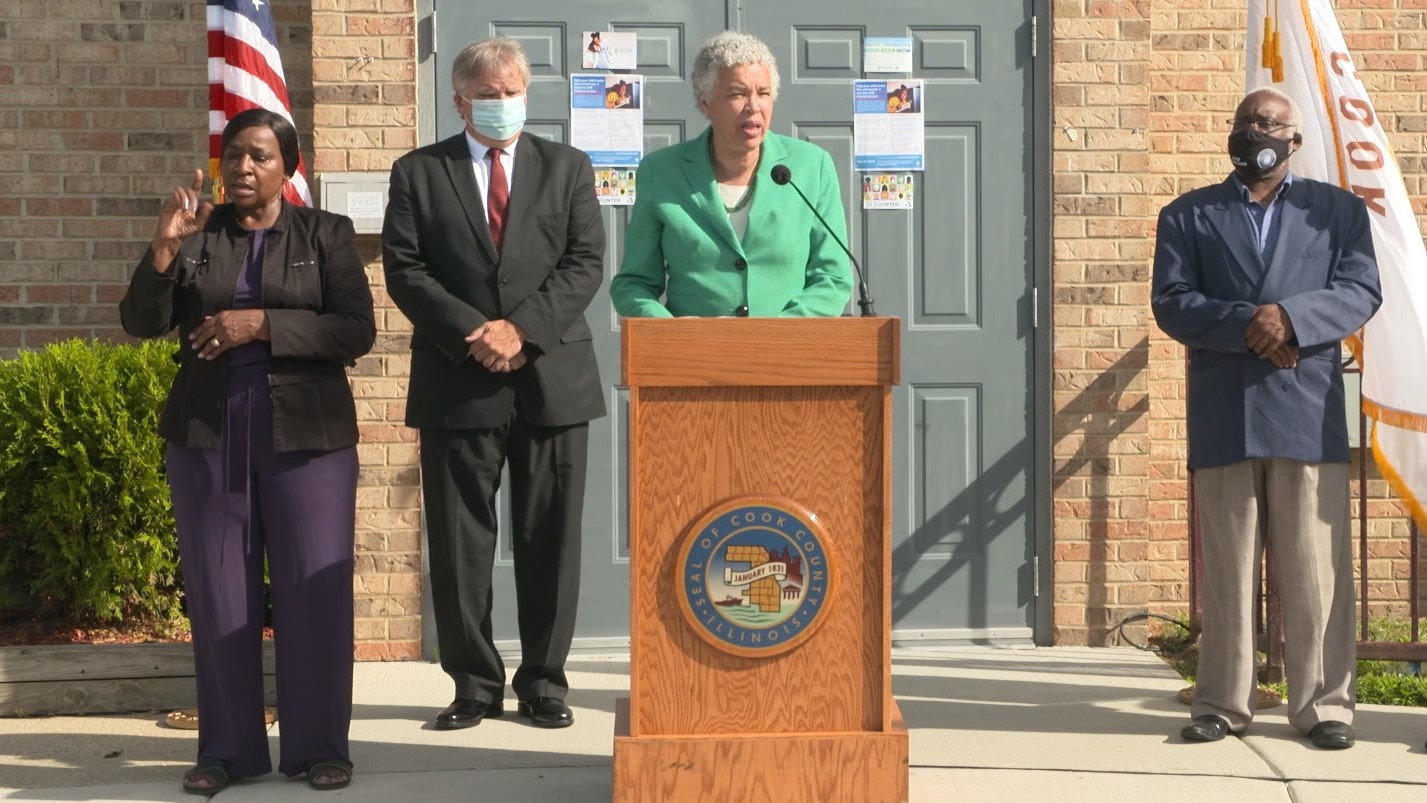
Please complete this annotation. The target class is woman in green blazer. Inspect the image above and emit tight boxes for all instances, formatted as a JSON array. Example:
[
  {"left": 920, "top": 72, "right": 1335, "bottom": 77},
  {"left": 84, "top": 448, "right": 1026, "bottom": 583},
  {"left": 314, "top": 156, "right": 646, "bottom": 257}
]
[{"left": 610, "top": 32, "right": 853, "bottom": 318}]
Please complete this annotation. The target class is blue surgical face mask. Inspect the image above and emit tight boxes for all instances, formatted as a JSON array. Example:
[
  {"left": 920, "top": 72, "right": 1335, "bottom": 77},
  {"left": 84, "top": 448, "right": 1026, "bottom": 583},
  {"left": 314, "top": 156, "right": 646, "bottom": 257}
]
[{"left": 465, "top": 95, "right": 526, "bottom": 141}]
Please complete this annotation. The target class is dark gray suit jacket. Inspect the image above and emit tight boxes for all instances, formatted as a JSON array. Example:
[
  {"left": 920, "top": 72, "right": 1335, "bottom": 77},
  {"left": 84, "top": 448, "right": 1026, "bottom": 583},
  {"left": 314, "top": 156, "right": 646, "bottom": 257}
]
[
  {"left": 1152, "top": 175, "right": 1381, "bottom": 470},
  {"left": 382, "top": 132, "right": 607, "bottom": 429}
]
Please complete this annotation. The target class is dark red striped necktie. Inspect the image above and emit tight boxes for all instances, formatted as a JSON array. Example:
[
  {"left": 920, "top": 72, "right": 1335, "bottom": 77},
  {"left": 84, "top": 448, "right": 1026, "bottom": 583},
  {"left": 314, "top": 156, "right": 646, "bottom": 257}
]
[{"left": 486, "top": 148, "right": 508, "bottom": 253}]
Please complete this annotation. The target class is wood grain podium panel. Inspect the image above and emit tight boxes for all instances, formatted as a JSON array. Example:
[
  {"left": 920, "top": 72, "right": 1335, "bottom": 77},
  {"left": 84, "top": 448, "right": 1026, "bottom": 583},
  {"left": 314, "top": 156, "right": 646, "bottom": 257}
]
[
  {"left": 628, "top": 385, "right": 888, "bottom": 736},
  {"left": 621, "top": 317, "right": 900, "bottom": 387},
  {"left": 613, "top": 698, "right": 909, "bottom": 803},
  {"left": 617, "top": 318, "right": 906, "bottom": 801}
]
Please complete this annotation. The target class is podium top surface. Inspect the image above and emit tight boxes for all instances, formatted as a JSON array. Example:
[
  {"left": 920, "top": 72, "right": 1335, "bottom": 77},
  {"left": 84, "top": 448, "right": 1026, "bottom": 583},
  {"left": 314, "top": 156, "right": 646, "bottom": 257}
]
[{"left": 620, "top": 317, "right": 900, "bottom": 388}]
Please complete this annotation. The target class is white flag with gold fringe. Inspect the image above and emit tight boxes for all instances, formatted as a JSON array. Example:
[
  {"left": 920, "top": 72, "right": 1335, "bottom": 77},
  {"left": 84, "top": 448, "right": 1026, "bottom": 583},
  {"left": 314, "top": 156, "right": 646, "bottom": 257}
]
[{"left": 1247, "top": 0, "right": 1427, "bottom": 528}]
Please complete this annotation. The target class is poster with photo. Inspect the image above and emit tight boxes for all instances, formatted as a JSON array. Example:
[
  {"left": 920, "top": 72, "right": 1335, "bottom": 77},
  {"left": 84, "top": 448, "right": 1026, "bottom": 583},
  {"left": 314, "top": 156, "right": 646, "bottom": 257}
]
[
  {"left": 594, "top": 167, "right": 637, "bottom": 206},
  {"left": 571, "top": 74, "right": 643, "bottom": 166},
  {"left": 581, "top": 31, "right": 637, "bottom": 71},
  {"left": 853, "top": 79, "right": 924, "bottom": 171},
  {"left": 861, "top": 172, "right": 915, "bottom": 209}
]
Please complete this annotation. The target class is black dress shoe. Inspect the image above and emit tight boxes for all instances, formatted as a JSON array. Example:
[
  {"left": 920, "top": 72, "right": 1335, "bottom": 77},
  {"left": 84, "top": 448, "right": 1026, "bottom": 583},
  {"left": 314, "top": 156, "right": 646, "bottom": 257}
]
[
  {"left": 1180, "top": 714, "right": 1231, "bottom": 742},
  {"left": 1308, "top": 720, "right": 1355, "bottom": 750},
  {"left": 517, "top": 696, "right": 574, "bottom": 729},
  {"left": 434, "top": 698, "right": 504, "bottom": 730}
]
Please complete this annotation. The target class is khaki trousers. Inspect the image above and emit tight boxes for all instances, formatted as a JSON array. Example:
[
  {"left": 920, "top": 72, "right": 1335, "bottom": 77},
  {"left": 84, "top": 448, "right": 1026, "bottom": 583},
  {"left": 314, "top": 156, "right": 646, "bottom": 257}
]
[{"left": 1191, "top": 459, "right": 1356, "bottom": 734}]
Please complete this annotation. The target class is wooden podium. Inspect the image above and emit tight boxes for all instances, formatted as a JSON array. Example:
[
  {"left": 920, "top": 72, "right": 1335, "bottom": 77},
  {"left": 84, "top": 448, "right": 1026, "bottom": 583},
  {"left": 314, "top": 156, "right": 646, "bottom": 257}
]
[{"left": 613, "top": 317, "right": 908, "bottom": 803}]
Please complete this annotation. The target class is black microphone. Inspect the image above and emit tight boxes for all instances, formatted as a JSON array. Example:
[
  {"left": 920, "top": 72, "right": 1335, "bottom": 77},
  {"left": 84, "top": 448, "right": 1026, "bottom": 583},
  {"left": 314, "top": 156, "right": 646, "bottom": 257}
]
[{"left": 770, "top": 164, "right": 875, "bottom": 317}]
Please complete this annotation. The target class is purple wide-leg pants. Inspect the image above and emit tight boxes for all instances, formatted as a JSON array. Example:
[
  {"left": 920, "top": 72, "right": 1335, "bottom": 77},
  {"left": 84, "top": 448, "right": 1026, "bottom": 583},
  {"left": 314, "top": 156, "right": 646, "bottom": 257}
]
[{"left": 166, "top": 370, "right": 357, "bottom": 778}]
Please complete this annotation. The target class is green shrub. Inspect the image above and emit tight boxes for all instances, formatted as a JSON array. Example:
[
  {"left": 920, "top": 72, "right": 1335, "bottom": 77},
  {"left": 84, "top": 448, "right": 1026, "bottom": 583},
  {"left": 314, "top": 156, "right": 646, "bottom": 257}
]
[
  {"left": 0, "top": 339, "right": 181, "bottom": 623},
  {"left": 1357, "top": 671, "right": 1427, "bottom": 707},
  {"left": 1149, "top": 614, "right": 1427, "bottom": 707}
]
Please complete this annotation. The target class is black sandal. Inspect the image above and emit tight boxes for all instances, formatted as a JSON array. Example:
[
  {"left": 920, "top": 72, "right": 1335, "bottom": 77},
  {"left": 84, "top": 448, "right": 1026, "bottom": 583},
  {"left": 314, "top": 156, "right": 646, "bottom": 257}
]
[
  {"left": 182, "top": 760, "right": 235, "bottom": 796},
  {"left": 305, "top": 758, "right": 353, "bottom": 791}
]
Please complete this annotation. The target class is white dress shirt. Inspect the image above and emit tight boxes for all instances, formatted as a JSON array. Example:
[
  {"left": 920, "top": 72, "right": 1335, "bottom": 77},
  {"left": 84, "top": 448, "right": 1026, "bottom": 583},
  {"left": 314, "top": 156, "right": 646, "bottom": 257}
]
[
  {"left": 464, "top": 131, "right": 518, "bottom": 224},
  {"left": 717, "top": 181, "right": 752, "bottom": 241}
]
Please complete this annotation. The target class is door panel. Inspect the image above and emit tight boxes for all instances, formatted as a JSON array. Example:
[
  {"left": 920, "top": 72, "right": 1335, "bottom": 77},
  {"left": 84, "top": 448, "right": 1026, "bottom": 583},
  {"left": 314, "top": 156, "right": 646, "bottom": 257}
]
[
  {"left": 431, "top": 1, "right": 1037, "bottom": 646},
  {"left": 434, "top": 3, "right": 733, "bottom": 643},
  {"left": 737, "top": 1, "right": 1037, "bottom": 639}
]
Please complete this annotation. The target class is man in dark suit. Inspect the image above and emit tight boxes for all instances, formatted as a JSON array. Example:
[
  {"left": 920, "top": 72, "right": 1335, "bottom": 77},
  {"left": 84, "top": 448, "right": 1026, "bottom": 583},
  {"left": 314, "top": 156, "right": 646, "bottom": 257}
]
[
  {"left": 381, "top": 36, "right": 606, "bottom": 731},
  {"left": 1153, "top": 87, "right": 1380, "bottom": 750}
]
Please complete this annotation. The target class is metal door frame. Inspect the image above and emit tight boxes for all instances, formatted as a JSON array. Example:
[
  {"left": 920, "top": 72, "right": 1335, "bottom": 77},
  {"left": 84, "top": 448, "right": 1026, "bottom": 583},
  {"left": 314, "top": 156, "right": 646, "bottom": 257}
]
[{"left": 1031, "top": 0, "right": 1052, "bottom": 645}]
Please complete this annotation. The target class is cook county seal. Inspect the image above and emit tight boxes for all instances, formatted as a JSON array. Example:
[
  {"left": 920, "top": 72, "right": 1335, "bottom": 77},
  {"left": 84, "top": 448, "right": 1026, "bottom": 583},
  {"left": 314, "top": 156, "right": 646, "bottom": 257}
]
[{"left": 674, "top": 497, "right": 835, "bottom": 657}]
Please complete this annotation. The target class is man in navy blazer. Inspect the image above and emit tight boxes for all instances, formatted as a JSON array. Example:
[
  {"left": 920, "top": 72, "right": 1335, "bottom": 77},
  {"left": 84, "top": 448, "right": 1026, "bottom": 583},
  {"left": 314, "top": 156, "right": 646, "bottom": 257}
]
[{"left": 1152, "top": 87, "right": 1380, "bottom": 750}]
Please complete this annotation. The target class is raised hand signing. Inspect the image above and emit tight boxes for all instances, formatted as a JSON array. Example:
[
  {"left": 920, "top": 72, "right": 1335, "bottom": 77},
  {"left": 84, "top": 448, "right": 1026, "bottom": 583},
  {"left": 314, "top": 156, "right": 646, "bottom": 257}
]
[{"left": 150, "top": 169, "right": 214, "bottom": 273}]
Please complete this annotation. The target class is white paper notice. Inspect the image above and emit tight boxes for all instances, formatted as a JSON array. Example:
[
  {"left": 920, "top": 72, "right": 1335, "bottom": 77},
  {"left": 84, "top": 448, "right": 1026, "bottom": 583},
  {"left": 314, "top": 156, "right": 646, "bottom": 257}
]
[
  {"left": 863, "top": 37, "right": 913, "bottom": 73},
  {"left": 580, "top": 31, "right": 637, "bottom": 71},
  {"left": 861, "top": 172, "right": 914, "bottom": 210},
  {"left": 853, "top": 79, "right": 924, "bottom": 171},
  {"left": 571, "top": 74, "right": 644, "bottom": 167}
]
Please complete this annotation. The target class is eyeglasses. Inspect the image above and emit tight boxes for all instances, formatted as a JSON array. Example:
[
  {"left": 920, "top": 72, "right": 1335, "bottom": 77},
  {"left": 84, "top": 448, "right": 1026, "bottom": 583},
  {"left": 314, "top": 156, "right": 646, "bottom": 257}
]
[{"left": 1227, "top": 117, "right": 1295, "bottom": 134}]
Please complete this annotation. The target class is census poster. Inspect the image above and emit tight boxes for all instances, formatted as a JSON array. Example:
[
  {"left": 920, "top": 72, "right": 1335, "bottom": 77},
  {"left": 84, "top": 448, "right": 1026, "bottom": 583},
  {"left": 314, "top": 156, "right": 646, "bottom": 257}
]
[
  {"left": 594, "top": 167, "right": 637, "bottom": 206},
  {"left": 853, "top": 79, "right": 924, "bottom": 171},
  {"left": 570, "top": 74, "right": 643, "bottom": 166},
  {"left": 862, "top": 172, "right": 915, "bottom": 210}
]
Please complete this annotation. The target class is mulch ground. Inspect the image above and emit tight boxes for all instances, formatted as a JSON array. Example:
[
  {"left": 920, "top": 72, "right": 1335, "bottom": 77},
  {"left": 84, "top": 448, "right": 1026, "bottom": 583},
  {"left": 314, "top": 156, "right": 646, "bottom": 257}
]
[{"left": 0, "top": 610, "right": 194, "bottom": 646}]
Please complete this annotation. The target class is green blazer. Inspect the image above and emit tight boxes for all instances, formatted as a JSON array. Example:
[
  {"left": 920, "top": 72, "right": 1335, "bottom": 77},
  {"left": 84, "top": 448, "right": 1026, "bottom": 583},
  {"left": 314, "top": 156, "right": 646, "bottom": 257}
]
[{"left": 610, "top": 128, "right": 853, "bottom": 317}]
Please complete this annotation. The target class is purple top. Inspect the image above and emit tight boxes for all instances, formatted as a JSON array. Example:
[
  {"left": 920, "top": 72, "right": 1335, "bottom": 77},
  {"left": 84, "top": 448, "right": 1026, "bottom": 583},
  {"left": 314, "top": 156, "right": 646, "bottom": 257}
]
[{"left": 227, "top": 228, "right": 271, "bottom": 372}]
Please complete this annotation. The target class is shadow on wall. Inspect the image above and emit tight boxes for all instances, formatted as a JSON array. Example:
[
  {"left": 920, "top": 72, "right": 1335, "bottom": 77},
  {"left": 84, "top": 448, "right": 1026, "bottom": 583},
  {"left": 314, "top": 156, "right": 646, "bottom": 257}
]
[
  {"left": 891, "top": 424, "right": 1033, "bottom": 636},
  {"left": 1052, "top": 336, "right": 1151, "bottom": 644},
  {"left": 889, "top": 337, "right": 1151, "bottom": 644}
]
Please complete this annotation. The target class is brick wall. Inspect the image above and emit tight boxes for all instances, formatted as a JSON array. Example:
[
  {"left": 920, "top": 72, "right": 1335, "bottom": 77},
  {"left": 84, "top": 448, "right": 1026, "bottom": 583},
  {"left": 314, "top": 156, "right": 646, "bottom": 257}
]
[
  {"left": 0, "top": 0, "right": 312, "bottom": 352},
  {"left": 0, "top": 0, "right": 423, "bottom": 660},
  {"left": 1050, "top": 0, "right": 1155, "bottom": 645},
  {"left": 1147, "top": 0, "right": 1426, "bottom": 627},
  {"left": 309, "top": 0, "right": 421, "bottom": 660},
  {"left": 1049, "top": 0, "right": 1427, "bottom": 644}
]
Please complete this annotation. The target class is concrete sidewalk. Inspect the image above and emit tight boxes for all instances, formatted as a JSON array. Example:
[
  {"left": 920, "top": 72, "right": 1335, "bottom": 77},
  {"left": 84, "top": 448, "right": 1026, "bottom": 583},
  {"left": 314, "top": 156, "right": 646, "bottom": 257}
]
[{"left": 0, "top": 646, "right": 1423, "bottom": 802}]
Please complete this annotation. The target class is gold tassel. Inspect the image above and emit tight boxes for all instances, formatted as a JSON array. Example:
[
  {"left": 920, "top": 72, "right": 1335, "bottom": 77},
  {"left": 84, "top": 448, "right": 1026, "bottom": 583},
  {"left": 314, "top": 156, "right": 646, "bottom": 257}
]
[
  {"left": 1262, "top": 15, "right": 1273, "bottom": 68},
  {"left": 1271, "top": 30, "right": 1285, "bottom": 82},
  {"left": 208, "top": 157, "right": 225, "bottom": 205}
]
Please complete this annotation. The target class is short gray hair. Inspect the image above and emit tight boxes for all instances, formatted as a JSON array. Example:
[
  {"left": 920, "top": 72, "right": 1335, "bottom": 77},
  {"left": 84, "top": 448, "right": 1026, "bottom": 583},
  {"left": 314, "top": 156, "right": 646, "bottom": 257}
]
[
  {"left": 1243, "top": 86, "right": 1303, "bottom": 129},
  {"left": 452, "top": 37, "right": 531, "bottom": 90},
  {"left": 692, "top": 31, "right": 780, "bottom": 107}
]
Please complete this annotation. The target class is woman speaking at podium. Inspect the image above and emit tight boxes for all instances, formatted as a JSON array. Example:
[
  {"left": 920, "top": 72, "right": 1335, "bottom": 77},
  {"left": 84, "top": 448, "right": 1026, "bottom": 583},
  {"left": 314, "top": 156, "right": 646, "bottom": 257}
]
[{"left": 609, "top": 32, "right": 852, "bottom": 318}]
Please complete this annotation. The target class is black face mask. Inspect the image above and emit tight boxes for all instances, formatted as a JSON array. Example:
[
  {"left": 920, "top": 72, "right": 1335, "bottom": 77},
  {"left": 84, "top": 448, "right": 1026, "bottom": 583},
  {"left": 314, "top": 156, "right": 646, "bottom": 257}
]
[{"left": 1228, "top": 128, "right": 1295, "bottom": 178}]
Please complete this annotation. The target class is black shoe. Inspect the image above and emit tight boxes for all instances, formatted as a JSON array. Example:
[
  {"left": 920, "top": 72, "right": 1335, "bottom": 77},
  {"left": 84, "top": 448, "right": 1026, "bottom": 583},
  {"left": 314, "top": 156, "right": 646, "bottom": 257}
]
[
  {"left": 1308, "top": 720, "right": 1355, "bottom": 750},
  {"left": 1180, "top": 714, "right": 1231, "bottom": 742},
  {"left": 434, "top": 698, "right": 504, "bottom": 730},
  {"left": 517, "top": 696, "right": 574, "bottom": 729}
]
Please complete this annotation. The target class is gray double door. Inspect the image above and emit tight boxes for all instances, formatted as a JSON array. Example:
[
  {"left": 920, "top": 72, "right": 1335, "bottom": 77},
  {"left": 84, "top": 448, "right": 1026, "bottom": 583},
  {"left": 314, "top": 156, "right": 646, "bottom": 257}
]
[{"left": 430, "top": 1, "right": 1045, "bottom": 648}]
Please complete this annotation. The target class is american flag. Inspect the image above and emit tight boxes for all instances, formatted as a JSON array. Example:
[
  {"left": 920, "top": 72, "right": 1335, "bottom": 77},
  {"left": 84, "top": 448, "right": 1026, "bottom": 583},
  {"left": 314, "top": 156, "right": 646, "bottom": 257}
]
[{"left": 207, "top": 0, "right": 311, "bottom": 205}]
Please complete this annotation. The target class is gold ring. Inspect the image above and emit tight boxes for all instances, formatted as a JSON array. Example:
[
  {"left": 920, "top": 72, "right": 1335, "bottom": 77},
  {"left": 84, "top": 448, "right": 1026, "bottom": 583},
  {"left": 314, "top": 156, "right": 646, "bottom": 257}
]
[{"left": 210, "top": 337, "right": 221, "bottom": 348}]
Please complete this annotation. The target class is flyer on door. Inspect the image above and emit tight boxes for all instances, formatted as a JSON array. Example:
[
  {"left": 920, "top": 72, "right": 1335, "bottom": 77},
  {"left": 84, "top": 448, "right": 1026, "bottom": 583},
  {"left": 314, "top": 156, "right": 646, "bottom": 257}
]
[
  {"left": 853, "top": 79, "right": 924, "bottom": 171},
  {"left": 571, "top": 74, "right": 644, "bottom": 167}
]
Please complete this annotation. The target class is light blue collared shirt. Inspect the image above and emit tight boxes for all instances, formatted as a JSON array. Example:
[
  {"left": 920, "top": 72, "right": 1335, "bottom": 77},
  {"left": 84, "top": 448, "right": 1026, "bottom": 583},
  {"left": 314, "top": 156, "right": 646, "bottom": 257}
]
[{"left": 1232, "top": 171, "right": 1294, "bottom": 263}]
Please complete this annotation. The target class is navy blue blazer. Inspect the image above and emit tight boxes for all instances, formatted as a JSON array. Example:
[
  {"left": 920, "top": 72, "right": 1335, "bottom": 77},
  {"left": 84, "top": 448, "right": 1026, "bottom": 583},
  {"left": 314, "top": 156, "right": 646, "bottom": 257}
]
[{"left": 1152, "top": 175, "right": 1381, "bottom": 470}]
